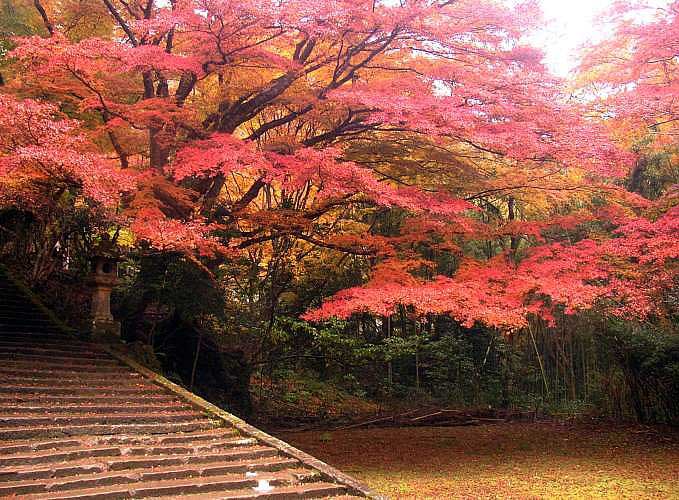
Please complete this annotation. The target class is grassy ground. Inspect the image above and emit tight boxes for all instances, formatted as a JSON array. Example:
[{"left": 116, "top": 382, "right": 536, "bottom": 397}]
[{"left": 279, "top": 423, "right": 679, "bottom": 499}]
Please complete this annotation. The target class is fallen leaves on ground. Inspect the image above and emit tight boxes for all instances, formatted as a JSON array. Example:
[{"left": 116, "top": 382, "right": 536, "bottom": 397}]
[{"left": 279, "top": 422, "right": 679, "bottom": 499}]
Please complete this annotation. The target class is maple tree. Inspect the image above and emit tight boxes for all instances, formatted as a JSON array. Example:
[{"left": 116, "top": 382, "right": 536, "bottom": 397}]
[
  {"left": 0, "top": 94, "right": 133, "bottom": 209},
  {"left": 0, "top": 0, "right": 675, "bottom": 330},
  {"left": 572, "top": 0, "right": 679, "bottom": 320},
  {"left": 579, "top": 1, "right": 679, "bottom": 152}
]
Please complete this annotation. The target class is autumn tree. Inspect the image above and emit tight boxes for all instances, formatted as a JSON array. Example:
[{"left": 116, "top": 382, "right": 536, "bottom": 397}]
[
  {"left": 573, "top": 0, "right": 679, "bottom": 320},
  {"left": 1, "top": 0, "right": 672, "bottom": 334}
]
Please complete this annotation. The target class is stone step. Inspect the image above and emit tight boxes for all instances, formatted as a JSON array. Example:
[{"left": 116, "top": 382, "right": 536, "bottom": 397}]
[
  {"left": 106, "top": 446, "right": 280, "bottom": 471},
  {"left": 0, "top": 310, "right": 50, "bottom": 318},
  {"left": 0, "top": 296, "right": 35, "bottom": 304},
  {"left": 0, "top": 377, "right": 156, "bottom": 390},
  {"left": 0, "top": 436, "right": 259, "bottom": 469},
  {"left": 0, "top": 411, "right": 204, "bottom": 428},
  {"left": 0, "top": 324, "right": 72, "bottom": 332},
  {"left": 17, "top": 469, "right": 329, "bottom": 499},
  {"left": 0, "top": 295, "right": 31, "bottom": 301},
  {"left": 320, "top": 497, "right": 366, "bottom": 499},
  {"left": 0, "top": 352, "right": 120, "bottom": 365},
  {"left": 0, "top": 335, "right": 78, "bottom": 345},
  {"left": 0, "top": 310, "right": 53, "bottom": 318},
  {"left": 0, "top": 309, "right": 38, "bottom": 315},
  {"left": 1, "top": 468, "right": 318, "bottom": 497},
  {"left": 0, "top": 372, "right": 148, "bottom": 384},
  {"left": 0, "top": 296, "right": 29, "bottom": 302},
  {"left": 0, "top": 304, "right": 34, "bottom": 310},
  {"left": 153, "top": 482, "right": 349, "bottom": 500},
  {"left": 100, "top": 427, "right": 241, "bottom": 446},
  {"left": 0, "top": 345, "right": 110, "bottom": 359},
  {"left": 0, "top": 316, "right": 58, "bottom": 323},
  {"left": 0, "top": 419, "right": 217, "bottom": 440},
  {"left": 0, "top": 319, "right": 56, "bottom": 328},
  {"left": 0, "top": 361, "right": 137, "bottom": 375},
  {"left": 1, "top": 402, "right": 192, "bottom": 415},
  {"left": 1, "top": 445, "right": 282, "bottom": 480},
  {"left": 0, "top": 428, "right": 240, "bottom": 456},
  {"left": 0, "top": 445, "right": 124, "bottom": 468},
  {"left": 132, "top": 457, "right": 302, "bottom": 482},
  {"left": 0, "top": 308, "right": 41, "bottom": 315},
  {"left": 0, "top": 327, "right": 65, "bottom": 335},
  {"left": 0, "top": 393, "right": 182, "bottom": 405},
  {"left": 0, "top": 360, "right": 121, "bottom": 372},
  {"left": 0, "top": 310, "right": 43, "bottom": 318},
  {"left": 0, "top": 326, "right": 59, "bottom": 333},
  {"left": 0, "top": 385, "right": 163, "bottom": 396},
  {"left": 0, "top": 311, "right": 44, "bottom": 317},
  {"left": 0, "top": 339, "right": 101, "bottom": 352},
  {"left": 0, "top": 329, "right": 71, "bottom": 337},
  {"left": 124, "top": 436, "right": 260, "bottom": 456},
  {"left": 0, "top": 454, "right": 298, "bottom": 485},
  {"left": 0, "top": 294, "right": 45, "bottom": 301},
  {"left": 0, "top": 368, "right": 143, "bottom": 381},
  {"left": 0, "top": 438, "right": 83, "bottom": 456},
  {"left": 0, "top": 317, "right": 59, "bottom": 324}
]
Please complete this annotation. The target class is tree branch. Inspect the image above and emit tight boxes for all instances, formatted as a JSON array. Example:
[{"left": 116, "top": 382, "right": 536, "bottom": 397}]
[{"left": 33, "top": 0, "right": 54, "bottom": 35}]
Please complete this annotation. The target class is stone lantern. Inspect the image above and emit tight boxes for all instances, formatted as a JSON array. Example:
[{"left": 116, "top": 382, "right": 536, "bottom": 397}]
[{"left": 89, "top": 239, "right": 120, "bottom": 341}]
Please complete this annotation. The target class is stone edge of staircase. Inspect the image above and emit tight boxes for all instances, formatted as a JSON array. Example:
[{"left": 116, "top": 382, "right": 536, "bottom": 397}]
[
  {"left": 102, "top": 344, "right": 386, "bottom": 500},
  {"left": 0, "top": 264, "right": 78, "bottom": 338}
]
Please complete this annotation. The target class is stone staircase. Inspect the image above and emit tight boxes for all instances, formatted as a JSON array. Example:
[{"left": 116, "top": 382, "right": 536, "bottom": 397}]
[{"left": 0, "top": 269, "right": 372, "bottom": 499}]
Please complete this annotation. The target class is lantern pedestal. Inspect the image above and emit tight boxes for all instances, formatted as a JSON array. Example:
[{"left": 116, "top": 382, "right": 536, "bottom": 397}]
[{"left": 89, "top": 256, "right": 120, "bottom": 342}]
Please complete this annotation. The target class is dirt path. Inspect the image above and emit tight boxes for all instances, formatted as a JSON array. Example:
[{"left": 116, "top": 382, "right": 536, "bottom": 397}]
[{"left": 279, "top": 422, "right": 679, "bottom": 499}]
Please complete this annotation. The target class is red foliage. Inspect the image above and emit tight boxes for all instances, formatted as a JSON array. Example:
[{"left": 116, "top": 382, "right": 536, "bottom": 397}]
[
  {"left": 0, "top": 95, "right": 134, "bottom": 209},
  {"left": 1, "top": 0, "right": 675, "bottom": 330}
]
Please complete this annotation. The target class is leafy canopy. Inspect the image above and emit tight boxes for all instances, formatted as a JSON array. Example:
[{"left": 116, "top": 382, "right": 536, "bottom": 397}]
[{"left": 0, "top": 0, "right": 676, "bottom": 330}]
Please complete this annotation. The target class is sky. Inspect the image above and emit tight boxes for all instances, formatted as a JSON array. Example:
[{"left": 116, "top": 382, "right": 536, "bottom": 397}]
[
  {"left": 535, "top": 0, "right": 670, "bottom": 77},
  {"left": 536, "top": 0, "right": 616, "bottom": 76}
]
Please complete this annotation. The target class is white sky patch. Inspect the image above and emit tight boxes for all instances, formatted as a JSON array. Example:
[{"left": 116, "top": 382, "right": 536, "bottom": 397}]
[{"left": 532, "top": 0, "right": 672, "bottom": 77}]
